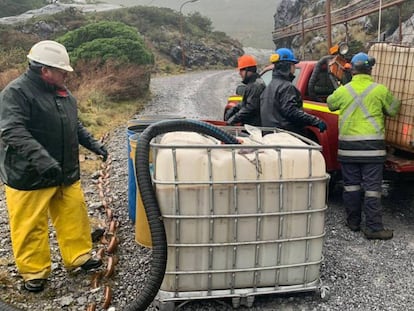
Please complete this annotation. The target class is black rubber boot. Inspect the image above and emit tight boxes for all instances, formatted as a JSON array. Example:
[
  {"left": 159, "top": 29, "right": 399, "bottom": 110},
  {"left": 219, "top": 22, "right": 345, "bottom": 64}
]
[
  {"left": 24, "top": 279, "right": 46, "bottom": 292},
  {"left": 345, "top": 221, "right": 361, "bottom": 232},
  {"left": 363, "top": 228, "right": 393, "bottom": 240},
  {"left": 80, "top": 257, "right": 103, "bottom": 271}
]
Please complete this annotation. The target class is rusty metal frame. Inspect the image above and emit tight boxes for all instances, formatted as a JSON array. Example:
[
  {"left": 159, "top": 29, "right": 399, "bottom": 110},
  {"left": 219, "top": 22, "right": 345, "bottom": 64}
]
[{"left": 273, "top": 0, "right": 407, "bottom": 41}]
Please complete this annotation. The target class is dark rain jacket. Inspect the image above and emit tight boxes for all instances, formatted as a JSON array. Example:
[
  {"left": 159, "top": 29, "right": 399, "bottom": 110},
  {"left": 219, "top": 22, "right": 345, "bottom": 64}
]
[
  {"left": 226, "top": 73, "right": 265, "bottom": 126},
  {"left": 0, "top": 68, "right": 103, "bottom": 190},
  {"left": 260, "top": 68, "right": 320, "bottom": 133}
]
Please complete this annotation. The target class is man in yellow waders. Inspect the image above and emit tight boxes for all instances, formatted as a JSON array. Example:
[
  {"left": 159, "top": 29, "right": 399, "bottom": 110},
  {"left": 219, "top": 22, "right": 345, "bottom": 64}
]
[{"left": 0, "top": 40, "right": 108, "bottom": 292}]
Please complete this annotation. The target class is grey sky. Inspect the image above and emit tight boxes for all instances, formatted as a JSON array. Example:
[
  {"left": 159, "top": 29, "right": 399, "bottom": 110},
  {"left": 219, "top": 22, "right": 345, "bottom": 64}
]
[{"left": 103, "top": 0, "right": 282, "bottom": 48}]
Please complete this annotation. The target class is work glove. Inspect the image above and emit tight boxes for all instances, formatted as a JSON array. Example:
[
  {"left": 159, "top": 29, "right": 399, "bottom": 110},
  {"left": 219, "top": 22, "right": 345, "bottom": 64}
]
[
  {"left": 226, "top": 115, "right": 236, "bottom": 126},
  {"left": 91, "top": 228, "right": 105, "bottom": 243},
  {"left": 95, "top": 144, "right": 108, "bottom": 162},
  {"left": 224, "top": 105, "right": 240, "bottom": 121},
  {"left": 317, "top": 121, "right": 327, "bottom": 133},
  {"left": 42, "top": 164, "right": 63, "bottom": 182}
]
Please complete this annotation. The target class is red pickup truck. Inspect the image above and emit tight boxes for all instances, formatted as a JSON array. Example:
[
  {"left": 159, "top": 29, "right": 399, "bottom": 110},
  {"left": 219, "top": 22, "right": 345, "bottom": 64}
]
[
  {"left": 225, "top": 43, "right": 414, "bottom": 181},
  {"left": 225, "top": 61, "right": 341, "bottom": 175}
]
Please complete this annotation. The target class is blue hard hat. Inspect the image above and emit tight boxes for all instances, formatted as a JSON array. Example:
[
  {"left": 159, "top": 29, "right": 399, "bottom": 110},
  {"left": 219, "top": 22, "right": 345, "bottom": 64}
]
[
  {"left": 274, "top": 48, "right": 299, "bottom": 64},
  {"left": 351, "top": 52, "right": 375, "bottom": 68}
]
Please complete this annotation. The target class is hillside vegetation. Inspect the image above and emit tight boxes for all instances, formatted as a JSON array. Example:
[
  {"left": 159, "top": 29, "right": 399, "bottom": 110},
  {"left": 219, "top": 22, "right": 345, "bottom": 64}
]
[
  {"left": 274, "top": 0, "right": 414, "bottom": 59},
  {"left": 0, "top": 0, "right": 46, "bottom": 17},
  {"left": 0, "top": 5, "right": 243, "bottom": 136}
]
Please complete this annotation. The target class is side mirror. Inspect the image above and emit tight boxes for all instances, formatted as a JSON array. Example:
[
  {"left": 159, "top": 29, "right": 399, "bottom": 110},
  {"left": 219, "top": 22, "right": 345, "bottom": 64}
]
[
  {"left": 338, "top": 42, "right": 349, "bottom": 56},
  {"left": 329, "top": 42, "right": 349, "bottom": 56},
  {"left": 235, "top": 84, "right": 246, "bottom": 96}
]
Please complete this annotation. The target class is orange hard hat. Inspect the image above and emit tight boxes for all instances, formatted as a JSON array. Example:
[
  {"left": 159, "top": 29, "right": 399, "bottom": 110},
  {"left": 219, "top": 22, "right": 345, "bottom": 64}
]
[
  {"left": 237, "top": 55, "right": 257, "bottom": 70},
  {"left": 329, "top": 44, "right": 339, "bottom": 55}
]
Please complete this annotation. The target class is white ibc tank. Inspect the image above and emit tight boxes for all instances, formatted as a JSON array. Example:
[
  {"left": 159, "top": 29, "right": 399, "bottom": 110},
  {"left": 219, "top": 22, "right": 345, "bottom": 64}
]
[
  {"left": 153, "top": 130, "right": 327, "bottom": 292},
  {"left": 370, "top": 43, "right": 414, "bottom": 151}
]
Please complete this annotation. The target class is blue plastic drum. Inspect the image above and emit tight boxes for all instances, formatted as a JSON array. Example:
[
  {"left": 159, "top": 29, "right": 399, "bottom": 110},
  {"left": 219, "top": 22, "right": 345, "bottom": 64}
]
[{"left": 127, "top": 115, "right": 184, "bottom": 223}]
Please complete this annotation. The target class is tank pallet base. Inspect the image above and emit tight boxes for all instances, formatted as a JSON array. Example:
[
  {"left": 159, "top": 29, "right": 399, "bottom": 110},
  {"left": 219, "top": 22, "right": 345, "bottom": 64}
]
[{"left": 154, "top": 280, "right": 330, "bottom": 310}]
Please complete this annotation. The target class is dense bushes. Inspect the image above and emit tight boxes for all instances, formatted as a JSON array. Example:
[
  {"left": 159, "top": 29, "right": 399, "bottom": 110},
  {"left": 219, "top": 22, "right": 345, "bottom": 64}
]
[
  {"left": 70, "top": 37, "right": 153, "bottom": 65},
  {"left": 0, "top": 5, "right": 241, "bottom": 99},
  {"left": 57, "top": 21, "right": 154, "bottom": 66},
  {"left": 187, "top": 12, "right": 213, "bottom": 34},
  {"left": 54, "top": 21, "right": 154, "bottom": 102},
  {"left": 0, "top": 3, "right": 241, "bottom": 137},
  {"left": 102, "top": 6, "right": 181, "bottom": 33}
]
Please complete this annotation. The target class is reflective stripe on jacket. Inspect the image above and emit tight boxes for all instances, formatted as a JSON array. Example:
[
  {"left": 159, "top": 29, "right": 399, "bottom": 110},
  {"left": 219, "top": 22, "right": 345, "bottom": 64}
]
[{"left": 327, "top": 74, "right": 400, "bottom": 163}]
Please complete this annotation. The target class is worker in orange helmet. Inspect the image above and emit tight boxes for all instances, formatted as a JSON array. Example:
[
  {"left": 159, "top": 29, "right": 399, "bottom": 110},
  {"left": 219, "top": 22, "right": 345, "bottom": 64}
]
[{"left": 224, "top": 54, "right": 265, "bottom": 126}]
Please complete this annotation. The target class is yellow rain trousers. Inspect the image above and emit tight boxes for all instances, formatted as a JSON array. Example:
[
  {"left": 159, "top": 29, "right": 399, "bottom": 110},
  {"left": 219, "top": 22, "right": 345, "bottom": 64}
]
[{"left": 5, "top": 180, "right": 92, "bottom": 281}]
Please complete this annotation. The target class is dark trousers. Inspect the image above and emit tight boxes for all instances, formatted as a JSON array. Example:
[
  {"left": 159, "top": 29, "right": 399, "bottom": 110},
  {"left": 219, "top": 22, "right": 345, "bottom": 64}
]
[{"left": 341, "top": 162, "right": 384, "bottom": 231}]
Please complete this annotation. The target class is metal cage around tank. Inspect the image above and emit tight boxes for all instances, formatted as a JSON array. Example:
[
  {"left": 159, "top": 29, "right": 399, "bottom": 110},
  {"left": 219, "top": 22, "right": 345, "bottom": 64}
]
[{"left": 146, "top": 126, "right": 330, "bottom": 309}]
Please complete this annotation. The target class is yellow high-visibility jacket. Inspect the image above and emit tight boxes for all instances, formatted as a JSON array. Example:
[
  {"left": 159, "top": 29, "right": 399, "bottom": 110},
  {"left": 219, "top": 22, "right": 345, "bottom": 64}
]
[{"left": 327, "top": 74, "right": 400, "bottom": 163}]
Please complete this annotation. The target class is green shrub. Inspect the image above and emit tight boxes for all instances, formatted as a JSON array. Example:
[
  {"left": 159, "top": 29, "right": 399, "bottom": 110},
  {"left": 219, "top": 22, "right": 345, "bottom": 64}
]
[
  {"left": 347, "top": 40, "right": 366, "bottom": 55},
  {"left": 0, "top": 47, "right": 27, "bottom": 71},
  {"left": 187, "top": 12, "right": 213, "bottom": 34},
  {"left": 368, "top": 1, "right": 414, "bottom": 36},
  {"left": 0, "top": 0, "right": 46, "bottom": 18},
  {"left": 58, "top": 21, "right": 143, "bottom": 51},
  {"left": 56, "top": 21, "right": 153, "bottom": 66},
  {"left": 71, "top": 37, "right": 154, "bottom": 65},
  {"left": 106, "top": 6, "right": 181, "bottom": 31}
]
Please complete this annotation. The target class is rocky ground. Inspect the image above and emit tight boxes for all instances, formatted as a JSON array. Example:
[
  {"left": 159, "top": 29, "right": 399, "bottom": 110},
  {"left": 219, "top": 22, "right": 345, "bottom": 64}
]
[{"left": 1, "top": 70, "right": 414, "bottom": 310}]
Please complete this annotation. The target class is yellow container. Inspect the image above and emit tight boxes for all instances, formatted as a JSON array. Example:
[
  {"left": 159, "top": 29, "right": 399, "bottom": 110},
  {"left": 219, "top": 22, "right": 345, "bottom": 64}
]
[{"left": 129, "top": 133, "right": 152, "bottom": 248}]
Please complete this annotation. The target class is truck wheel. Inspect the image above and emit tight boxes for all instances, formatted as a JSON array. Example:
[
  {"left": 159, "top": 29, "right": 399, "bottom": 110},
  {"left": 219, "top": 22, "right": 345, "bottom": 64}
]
[{"left": 328, "top": 171, "right": 342, "bottom": 195}]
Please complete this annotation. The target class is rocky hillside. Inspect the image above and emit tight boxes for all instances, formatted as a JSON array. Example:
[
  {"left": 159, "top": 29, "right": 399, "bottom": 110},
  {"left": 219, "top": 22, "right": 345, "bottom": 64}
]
[
  {"left": 0, "top": 3, "right": 245, "bottom": 132},
  {"left": 0, "top": 3, "right": 244, "bottom": 72},
  {"left": 273, "top": 0, "right": 414, "bottom": 59}
]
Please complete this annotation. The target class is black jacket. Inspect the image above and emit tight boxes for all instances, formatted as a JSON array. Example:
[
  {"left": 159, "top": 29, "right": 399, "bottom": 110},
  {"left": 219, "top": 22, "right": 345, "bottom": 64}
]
[
  {"left": 226, "top": 73, "right": 265, "bottom": 126},
  {"left": 0, "top": 68, "right": 103, "bottom": 190},
  {"left": 260, "top": 68, "right": 320, "bottom": 133}
]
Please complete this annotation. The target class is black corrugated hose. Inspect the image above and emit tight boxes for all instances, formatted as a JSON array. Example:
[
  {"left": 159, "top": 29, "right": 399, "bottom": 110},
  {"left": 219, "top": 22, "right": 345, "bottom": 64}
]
[{"left": 126, "top": 119, "right": 240, "bottom": 311}]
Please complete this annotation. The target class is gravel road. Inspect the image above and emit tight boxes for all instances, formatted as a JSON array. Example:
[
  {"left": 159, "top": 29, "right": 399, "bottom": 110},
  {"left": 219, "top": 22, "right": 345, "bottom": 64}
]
[
  {"left": 141, "top": 70, "right": 240, "bottom": 119},
  {"left": 1, "top": 69, "right": 414, "bottom": 311}
]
